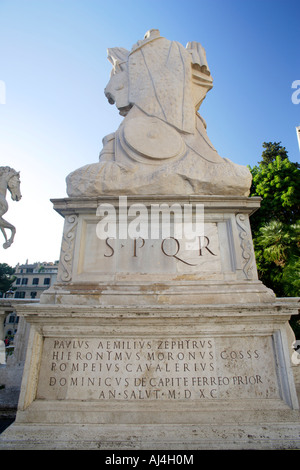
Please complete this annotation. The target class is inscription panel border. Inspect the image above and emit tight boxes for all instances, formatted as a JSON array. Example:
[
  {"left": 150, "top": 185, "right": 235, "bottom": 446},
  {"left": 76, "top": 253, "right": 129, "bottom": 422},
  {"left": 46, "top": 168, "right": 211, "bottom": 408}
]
[{"left": 36, "top": 331, "right": 289, "bottom": 405}]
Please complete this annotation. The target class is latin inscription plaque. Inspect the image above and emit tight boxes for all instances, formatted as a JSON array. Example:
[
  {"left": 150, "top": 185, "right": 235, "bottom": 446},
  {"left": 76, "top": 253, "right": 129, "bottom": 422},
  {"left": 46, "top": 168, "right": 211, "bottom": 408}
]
[{"left": 37, "top": 335, "right": 280, "bottom": 401}]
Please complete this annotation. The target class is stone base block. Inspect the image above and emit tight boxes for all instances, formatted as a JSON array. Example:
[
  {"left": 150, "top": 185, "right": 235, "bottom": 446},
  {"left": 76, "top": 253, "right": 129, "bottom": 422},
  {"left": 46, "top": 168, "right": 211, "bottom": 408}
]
[
  {"left": 1, "top": 300, "right": 300, "bottom": 450},
  {"left": 1, "top": 421, "right": 300, "bottom": 450}
]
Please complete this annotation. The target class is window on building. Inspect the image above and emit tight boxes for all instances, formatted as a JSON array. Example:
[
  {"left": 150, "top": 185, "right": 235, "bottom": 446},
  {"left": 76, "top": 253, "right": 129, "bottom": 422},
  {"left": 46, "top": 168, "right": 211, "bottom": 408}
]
[
  {"left": 32, "top": 278, "right": 39, "bottom": 285},
  {"left": 44, "top": 278, "right": 50, "bottom": 285},
  {"left": 16, "top": 278, "right": 21, "bottom": 285},
  {"left": 14, "top": 291, "right": 25, "bottom": 298},
  {"left": 30, "top": 292, "right": 37, "bottom": 299},
  {"left": 21, "top": 278, "right": 28, "bottom": 285}
]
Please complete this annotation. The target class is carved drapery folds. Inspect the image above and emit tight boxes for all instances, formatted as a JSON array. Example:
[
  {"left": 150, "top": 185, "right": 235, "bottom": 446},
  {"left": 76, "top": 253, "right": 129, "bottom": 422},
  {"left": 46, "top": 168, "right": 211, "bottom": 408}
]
[{"left": 66, "top": 30, "right": 252, "bottom": 198}]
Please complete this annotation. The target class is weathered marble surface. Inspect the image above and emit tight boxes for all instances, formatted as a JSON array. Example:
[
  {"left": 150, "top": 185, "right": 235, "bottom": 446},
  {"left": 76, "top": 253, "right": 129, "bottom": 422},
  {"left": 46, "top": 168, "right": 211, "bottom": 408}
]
[
  {"left": 66, "top": 30, "right": 251, "bottom": 197},
  {"left": 2, "top": 31, "right": 299, "bottom": 451},
  {"left": 1, "top": 197, "right": 300, "bottom": 449},
  {"left": 39, "top": 196, "right": 275, "bottom": 306},
  {"left": 1, "top": 299, "right": 300, "bottom": 450}
]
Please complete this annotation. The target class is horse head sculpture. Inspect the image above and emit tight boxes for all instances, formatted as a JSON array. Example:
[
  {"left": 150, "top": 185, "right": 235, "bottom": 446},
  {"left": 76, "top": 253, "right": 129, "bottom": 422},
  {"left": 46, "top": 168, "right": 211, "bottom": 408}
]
[{"left": 0, "top": 166, "right": 21, "bottom": 248}]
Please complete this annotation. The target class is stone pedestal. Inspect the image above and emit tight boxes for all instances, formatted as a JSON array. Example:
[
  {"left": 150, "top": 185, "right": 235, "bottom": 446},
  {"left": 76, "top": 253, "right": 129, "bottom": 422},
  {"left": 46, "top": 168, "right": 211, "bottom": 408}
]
[
  {"left": 0, "top": 310, "right": 7, "bottom": 365},
  {"left": 40, "top": 195, "right": 275, "bottom": 307},
  {"left": 0, "top": 301, "right": 34, "bottom": 419},
  {"left": 1, "top": 196, "right": 300, "bottom": 449}
]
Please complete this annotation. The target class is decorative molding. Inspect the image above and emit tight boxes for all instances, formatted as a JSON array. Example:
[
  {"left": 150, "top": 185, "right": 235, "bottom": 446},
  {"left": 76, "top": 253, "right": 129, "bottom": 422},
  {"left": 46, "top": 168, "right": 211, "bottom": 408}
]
[
  {"left": 236, "top": 213, "right": 254, "bottom": 280},
  {"left": 57, "top": 215, "right": 78, "bottom": 282}
]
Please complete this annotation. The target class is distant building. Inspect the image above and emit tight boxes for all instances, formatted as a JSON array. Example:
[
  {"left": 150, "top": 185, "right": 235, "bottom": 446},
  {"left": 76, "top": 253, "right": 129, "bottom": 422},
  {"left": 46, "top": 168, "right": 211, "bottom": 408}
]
[
  {"left": 12, "top": 260, "right": 59, "bottom": 300},
  {"left": 3, "top": 310, "right": 19, "bottom": 346},
  {"left": 2, "top": 261, "right": 58, "bottom": 342}
]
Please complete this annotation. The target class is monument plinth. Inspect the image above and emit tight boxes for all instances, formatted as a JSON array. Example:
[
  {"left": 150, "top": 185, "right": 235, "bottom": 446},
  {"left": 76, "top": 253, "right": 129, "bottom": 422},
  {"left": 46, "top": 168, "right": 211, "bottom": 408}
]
[{"left": 1, "top": 30, "right": 299, "bottom": 449}]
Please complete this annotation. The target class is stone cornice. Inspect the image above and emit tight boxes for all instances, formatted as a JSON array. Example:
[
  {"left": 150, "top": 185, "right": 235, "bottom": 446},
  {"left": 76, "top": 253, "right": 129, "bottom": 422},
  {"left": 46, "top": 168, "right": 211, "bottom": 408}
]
[{"left": 51, "top": 195, "right": 261, "bottom": 217}]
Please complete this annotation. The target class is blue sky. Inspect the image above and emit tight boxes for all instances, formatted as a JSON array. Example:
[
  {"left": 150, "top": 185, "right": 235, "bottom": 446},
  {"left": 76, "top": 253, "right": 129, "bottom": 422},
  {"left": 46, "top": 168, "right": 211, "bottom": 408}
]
[{"left": 0, "top": 0, "right": 299, "bottom": 267}]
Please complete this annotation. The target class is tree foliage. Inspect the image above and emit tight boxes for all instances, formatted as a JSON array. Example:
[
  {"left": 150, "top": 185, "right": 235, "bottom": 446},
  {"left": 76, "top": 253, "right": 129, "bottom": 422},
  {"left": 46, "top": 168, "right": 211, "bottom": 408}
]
[
  {"left": 259, "top": 141, "right": 289, "bottom": 166},
  {"left": 0, "top": 263, "right": 16, "bottom": 295},
  {"left": 249, "top": 142, "right": 300, "bottom": 298},
  {"left": 253, "top": 220, "right": 300, "bottom": 297}
]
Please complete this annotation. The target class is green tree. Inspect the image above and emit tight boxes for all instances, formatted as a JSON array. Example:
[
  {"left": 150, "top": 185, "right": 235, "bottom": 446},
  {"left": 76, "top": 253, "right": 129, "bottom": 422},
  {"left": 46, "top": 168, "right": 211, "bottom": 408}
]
[
  {"left": 254, "top": 220, "right": 300, "bottom": 297},
  {"left": 250, "top": 146, "right": 300, "bottom": 232},
  {"left": 259, "top": 141, "right": 289, "bottom": 166},
  {"left": 249, "top": 142, "right": 300, "bottom": 297},
  {"left": 0, "top": 263, "right": 16, "bottom": 296}
]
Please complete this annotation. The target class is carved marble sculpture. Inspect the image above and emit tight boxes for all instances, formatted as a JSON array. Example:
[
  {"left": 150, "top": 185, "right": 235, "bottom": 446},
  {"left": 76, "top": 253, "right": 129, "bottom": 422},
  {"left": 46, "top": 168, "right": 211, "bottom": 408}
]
[
  {"left": 0, "top": 166, "right": 21, "bottom": 248},
  {"left": 67, "top": 29, "right": 251, "bottom": 196}
]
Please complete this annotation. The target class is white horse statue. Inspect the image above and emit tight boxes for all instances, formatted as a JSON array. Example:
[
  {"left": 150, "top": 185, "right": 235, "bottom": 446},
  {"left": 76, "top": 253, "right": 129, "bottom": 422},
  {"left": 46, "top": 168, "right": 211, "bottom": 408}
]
[{"left": 0, "top": 166, "right": 21, "bottom": 248}]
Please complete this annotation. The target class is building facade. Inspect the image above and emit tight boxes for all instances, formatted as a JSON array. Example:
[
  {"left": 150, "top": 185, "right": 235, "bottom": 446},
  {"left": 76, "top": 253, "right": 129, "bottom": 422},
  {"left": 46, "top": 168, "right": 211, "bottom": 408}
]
[
  {"left": 12, "top": 261, "right": 58, "bottom": 300},
  {"left": 2, "top": 261, "right": 58, "bottom": 344}
]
